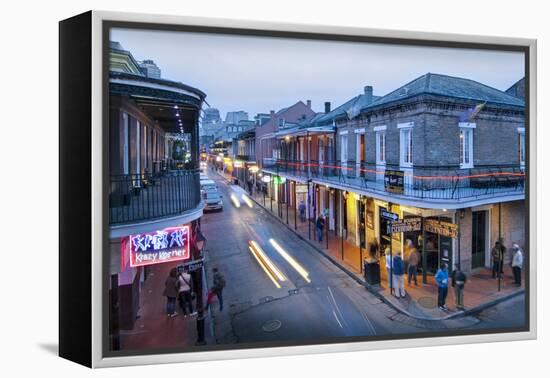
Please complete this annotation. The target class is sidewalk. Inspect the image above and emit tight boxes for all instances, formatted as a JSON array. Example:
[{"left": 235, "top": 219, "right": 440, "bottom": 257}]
[
  {"left": 243, "top": 184, "right": 524, "bottom": 321},
  {"left": 119, "top": 262, "right": 215, "bottom": 352}
]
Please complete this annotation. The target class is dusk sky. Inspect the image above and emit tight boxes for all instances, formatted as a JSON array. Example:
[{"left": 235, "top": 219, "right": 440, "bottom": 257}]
[{"left": 111, "top": 28, "right": 524, "bottom": 121}]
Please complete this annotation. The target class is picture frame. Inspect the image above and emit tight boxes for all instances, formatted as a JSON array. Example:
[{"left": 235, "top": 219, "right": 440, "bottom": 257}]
[{"left": 59, "top": 10, "right": 537, "bottom": 368}]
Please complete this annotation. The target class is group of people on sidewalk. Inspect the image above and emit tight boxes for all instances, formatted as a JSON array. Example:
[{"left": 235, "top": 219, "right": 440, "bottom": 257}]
[
  {"left": 163, "top": 267, "right": 197, "bottom": 318},
  {"left": 491, "top": 241, "right": 524, "bottom": 286},
  {"left": 383, "top": 238, "right": 524, "bottom": 312},
  {"left": 163, "top": 266, "right": 226, "bottom": 318},
  {"left": 385, "top": 239, "right": 421, "bottom": 299}
]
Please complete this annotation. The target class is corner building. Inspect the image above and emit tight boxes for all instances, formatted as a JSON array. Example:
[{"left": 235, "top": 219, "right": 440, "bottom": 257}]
[{"left": 267, "top": 73, "right": 525, "bottom": 278}]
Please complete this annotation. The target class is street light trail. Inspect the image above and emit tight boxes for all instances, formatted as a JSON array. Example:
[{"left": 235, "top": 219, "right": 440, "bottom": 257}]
[
  {"left": 241, "top": 194, "right": 254, "bottom": 208},
  {"left": 249, "top": 240, "right": 287, "bottom": 282},
  {"left": 230, "top": 193, "right": 241, "bottom": 208},
  {"left": 249, "top": 246, "right": 281, "bottom": 289},
  {"left": 269, "top": 238, "right": 311, "bottom": 283}
]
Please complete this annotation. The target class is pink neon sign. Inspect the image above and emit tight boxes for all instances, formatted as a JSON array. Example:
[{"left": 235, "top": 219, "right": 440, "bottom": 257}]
[{"left": 128, "top": 225, "right": 190, "bottom": 267}]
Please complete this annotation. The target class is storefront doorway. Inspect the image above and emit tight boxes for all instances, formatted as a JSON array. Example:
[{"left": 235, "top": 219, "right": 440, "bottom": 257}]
[
  {"left": 358, "top": 198, "right": 366, "bottom": 249},
  {"left": 423, "top": 216, "right": 454, "bottom": 274},
  {"left": 379, "top": 208, "right": 391, "bottom": 253},
  {"left": 472, "top": 210, "right": 487, "bottom": 269}
]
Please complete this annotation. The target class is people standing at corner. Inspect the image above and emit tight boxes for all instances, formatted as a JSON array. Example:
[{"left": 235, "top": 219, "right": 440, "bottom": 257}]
[
  {"left": 163, "top": 268, "right": 179, "bottom": 317},
  {"left": 511, "top": 244, "right": 523, "bottom": 286},
  {"left": 392, "top": 253, "right": 406, "bottom": 298},
  {"left": 451, "top": 264, "right": 467, "bottom": 310},
  {"left": 406, "top": 240, "right": 420, "bottom": 286},
  {"left": 435, "top": 263, "right": 449, "bottom": 311},
  {"left": 385, "top": 247, "right": 393, "bottom": 290},
  {"left": 177, "top": 269, "right": 196, "bottom": 317},
  {"left": 316, "top": 215, "right": 325, "bottom": 242}
]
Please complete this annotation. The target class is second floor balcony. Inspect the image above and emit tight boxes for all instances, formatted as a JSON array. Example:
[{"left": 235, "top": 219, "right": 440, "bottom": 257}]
[
  {"left": 109, "top": 169, "right": 201, "bottom": 227},
  {"left": 265, "top": 159, "right": 525, "bottom": 206}
]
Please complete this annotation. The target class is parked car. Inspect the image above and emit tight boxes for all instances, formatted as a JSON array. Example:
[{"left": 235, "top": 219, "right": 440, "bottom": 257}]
[
  {"left": 200, "top": 178, "right": 217, "bottom": 192},
  {"left": 202, "top": 188, "right": 223, "bottom": 211}
]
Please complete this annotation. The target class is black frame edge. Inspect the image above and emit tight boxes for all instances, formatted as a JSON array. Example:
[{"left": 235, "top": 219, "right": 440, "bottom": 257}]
[{"left": 59, "top": 10, "right": 93, "bottom": 368}]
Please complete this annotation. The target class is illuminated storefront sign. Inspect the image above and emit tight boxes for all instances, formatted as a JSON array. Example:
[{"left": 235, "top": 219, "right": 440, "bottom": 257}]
[
  {"left": 128, "top": 225, "right": 190, "bottom": 267},
  {"left": 390, "top": 217, "right": 422, "bottom": 233},
  {"left": 424, "top": 219, "right": 458, "bottom": 238},
  {"left": 234, "top": 160, "right": 244, "bottom": 168},
  {"left": 262, "top": 175, "right": 272, "bottom": 183}
]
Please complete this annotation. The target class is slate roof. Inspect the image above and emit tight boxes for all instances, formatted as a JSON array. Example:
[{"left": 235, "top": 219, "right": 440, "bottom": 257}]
[
  {"left": 314, "top": 94, "right": 381, "bottom": 125},
  {"left": 365, "top": 73, "right": 524, "bottom": 111}
]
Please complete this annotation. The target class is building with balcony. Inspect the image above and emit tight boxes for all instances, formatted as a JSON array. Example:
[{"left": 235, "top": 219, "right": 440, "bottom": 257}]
[
  {"left": 108, "top": 43, "right": 206, "bottom": 331},
  {"left": 264, "top": 74, "right": 525, "bottom": 277}
]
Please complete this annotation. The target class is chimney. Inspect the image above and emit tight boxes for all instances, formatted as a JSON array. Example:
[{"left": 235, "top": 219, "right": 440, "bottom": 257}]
[
  {"left": 270, "top": 110, "right": 275, "bottom": 119},
  {"left": 324, "top": 102, "right": 331, "bottom": 114},
  {"left": 364, "top": 86, "right": 373, "bottom": 104},
  {"left": 306, "top": 100, "right": 312, "bottom": 109}
]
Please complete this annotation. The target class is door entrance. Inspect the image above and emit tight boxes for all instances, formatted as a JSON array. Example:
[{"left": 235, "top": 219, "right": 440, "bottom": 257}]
[
  {"left": 358, "top": 198, "right": 366, "bottom": 248},
  {"left": 472, "top": 210, "right": 487, "bottom": 269}
]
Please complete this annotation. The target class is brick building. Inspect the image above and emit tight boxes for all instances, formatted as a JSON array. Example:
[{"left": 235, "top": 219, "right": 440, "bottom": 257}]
[{"left": 267, "top": 73, "right": 525, "bottom": 276}]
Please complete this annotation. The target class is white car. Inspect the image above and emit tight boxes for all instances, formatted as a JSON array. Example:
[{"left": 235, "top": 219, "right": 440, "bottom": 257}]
[{"left": 202, "top": 188, "right": 223, "bottom": 211}]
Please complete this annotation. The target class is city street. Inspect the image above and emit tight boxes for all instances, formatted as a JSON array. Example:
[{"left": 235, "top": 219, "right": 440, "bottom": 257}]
[{"left": 200, "top": 170, "right": 523, "bottom": 345}]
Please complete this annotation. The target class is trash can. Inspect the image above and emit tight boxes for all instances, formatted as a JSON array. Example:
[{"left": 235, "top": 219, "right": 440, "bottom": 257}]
[{"left": 364, "top": 260, "right": 381, "bottom": 285}]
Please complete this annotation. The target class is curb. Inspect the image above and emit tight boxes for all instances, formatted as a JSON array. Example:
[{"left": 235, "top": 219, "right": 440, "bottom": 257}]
[{"left": 248, "top": 193, "right": 525, "bottom": 322}]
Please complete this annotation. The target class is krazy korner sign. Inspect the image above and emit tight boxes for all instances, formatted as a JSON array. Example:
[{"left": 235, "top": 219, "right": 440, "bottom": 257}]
[{"left": 129, "top": 226, "right": 190, "bottom": 267}]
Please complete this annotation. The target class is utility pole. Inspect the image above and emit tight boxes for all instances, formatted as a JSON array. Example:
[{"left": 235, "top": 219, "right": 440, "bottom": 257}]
[
  {"left": 388, "top": 202, "right": 393, "bottom": 294},
  {"left": 422, "top": 217, "right": 427, "bottom": 284},
  {"left": 294, "top": 182, "right": 297, "bottom": 230},
  {"left": 498, "top": 202, "right": 502, "bottom": 292},
  {"left": 307, "top": 179, "right": 311, "bottom": 240}
]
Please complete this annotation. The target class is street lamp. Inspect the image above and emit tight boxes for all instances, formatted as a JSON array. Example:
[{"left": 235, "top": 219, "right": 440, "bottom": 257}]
[
  {"left": 193, "top": 225, "right": 207, "bottom": 346},
  {"left": 457, "top": 209, "right": 465, "bottom": 270}
]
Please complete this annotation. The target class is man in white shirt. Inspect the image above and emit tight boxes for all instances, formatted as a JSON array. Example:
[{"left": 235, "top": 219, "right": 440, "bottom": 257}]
[
  {"left": 511, "top": 244, "right": 524, "bottom": 286},
  {"left": 177, "top": 270, "right": 197, "bottom": 317}
]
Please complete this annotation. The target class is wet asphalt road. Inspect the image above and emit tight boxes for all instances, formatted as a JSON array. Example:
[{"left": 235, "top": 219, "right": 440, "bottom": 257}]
[{"left": 200, "top": 169, "right": 524, "bottom": 345}]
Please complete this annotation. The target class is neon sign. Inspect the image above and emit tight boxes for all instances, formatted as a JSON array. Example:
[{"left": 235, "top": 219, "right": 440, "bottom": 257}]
[{"left": 128, "top": 225, "right": 190, "bottom": 267}]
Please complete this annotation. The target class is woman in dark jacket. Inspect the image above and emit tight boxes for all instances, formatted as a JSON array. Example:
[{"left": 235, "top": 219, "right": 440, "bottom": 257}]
[{"left": 163, "top": 268, "right": 179, "bottom": 317}]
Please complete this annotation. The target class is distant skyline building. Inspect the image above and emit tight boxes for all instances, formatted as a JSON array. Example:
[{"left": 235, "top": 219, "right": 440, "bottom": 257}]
[
  {"left": 203, "top": 108, "right": 222, "bottom": 124},
  {"left": 139, "top": 59, "right": 161, "bottom": 79},
  {"left": 225, "top": 110, "right": 249, "bottom": 124}
]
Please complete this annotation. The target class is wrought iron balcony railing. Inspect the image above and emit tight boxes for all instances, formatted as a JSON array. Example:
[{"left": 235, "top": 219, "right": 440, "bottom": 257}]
[
  {"left": 268, "top": 159, "right": 525, "bottom": 201},
  {"left": 109, "top": 169, "right": 201, "bottom": 226}
]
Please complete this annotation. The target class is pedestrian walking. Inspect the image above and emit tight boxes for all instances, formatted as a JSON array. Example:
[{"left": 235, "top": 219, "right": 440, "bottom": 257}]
[
  {"left": 491, "top": 241, "right": 504, "bottom": 278},
  {"left": 206, "top": 267, "right": 226, "bottom": 312},
  {"left": 385, "top": 247, "right": 393, "bottom": 289},
  {"left": 316, "top": 215, "right": 325, "bottom": 242},
  {"left": 247, "top": 178, "right": 254, "bottom": 194},
  {"left": 177, "top": 269, "right": 196, "bottom": 317},
  {"left": 392, "top": 253, "right": 406, "bottom": 298},
  {"left": 406, "top": 240, "right": 420, "bottom": 286},
  {"left": 298, "top": 200, "right": 306, "bottom": 222},
  {"left": 435, "top": 263, "right": 449, "bottom": 310},
  {"left": 163, "top": 268, "right": 179, "bottom": 317},
  {"left": 451, "top": 264, "right": 467, "bottom": 310},
  {"left": 511, "top": 244, "right": 523, "bottom": 286}
]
